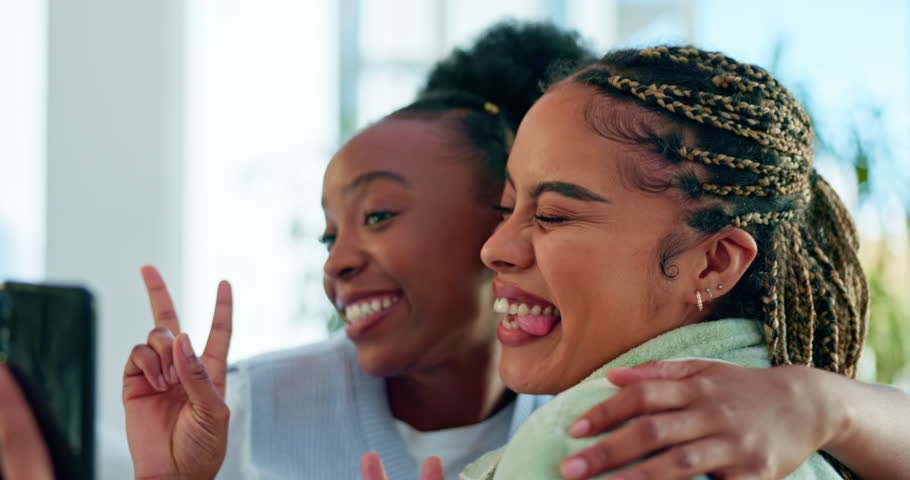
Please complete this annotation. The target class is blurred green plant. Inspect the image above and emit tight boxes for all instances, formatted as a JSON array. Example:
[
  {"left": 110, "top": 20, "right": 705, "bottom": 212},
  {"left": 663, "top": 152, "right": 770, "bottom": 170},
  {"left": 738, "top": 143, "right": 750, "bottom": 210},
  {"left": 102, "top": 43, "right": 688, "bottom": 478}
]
[
  {"left": 829, "top": 110, "right": 910, "bottom": 384},
  {"left": 772, "top": 36, "right": 910, "bottom": 384}
]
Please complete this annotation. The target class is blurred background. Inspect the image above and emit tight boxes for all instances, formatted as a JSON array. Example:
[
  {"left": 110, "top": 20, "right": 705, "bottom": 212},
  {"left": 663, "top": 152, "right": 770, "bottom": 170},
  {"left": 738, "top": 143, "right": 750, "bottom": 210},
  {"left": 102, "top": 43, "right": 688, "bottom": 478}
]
[{"left": 2, "top": 0, "right": 909, "bottom": 477}]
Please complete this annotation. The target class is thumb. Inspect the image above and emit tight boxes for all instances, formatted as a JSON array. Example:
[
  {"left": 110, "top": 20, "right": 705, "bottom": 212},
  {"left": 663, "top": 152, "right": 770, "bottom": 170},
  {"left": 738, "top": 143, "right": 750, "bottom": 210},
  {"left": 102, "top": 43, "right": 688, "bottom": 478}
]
[
  {"left": 605, "top": 359, "right": 715, "bottom": 386},
  {"left": 421, "top": 456, "right": 444, "bottom": 480},
  {"left": 173, "top": 333, "right": 223, "bottom": 409}
]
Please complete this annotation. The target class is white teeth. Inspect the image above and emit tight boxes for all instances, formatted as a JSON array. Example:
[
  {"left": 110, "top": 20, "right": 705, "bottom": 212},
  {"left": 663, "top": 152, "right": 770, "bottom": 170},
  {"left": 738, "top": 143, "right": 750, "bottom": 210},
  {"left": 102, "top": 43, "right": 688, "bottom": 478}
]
[
  {"left": 493, "top": 298, "right": 509, "bottom": 314},
  {"left": 344, "top": 295, "right": 400, "bottom": 323},
  {"left": 493, "top": 297, "right": 561, "bottom": 321}
]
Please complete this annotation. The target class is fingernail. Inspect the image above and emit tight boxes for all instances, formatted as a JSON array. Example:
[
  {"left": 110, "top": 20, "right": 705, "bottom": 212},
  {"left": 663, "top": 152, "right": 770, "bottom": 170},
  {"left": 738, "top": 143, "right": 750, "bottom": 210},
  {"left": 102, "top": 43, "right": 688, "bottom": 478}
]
[
  {"left": 560, "top": 458, "right": 588, "bottom": 479},
  {"left": 157, "top": 374, "right": 168, "bottom": 391},
  {"left": 181, "top": 335, "right": 195, "bottom": 359},
  {"left": 569, "top": 419, "right": 590, "bottom": 437},
  {"left": 168, "top": 365, "right": 178, "bottom": 384}
]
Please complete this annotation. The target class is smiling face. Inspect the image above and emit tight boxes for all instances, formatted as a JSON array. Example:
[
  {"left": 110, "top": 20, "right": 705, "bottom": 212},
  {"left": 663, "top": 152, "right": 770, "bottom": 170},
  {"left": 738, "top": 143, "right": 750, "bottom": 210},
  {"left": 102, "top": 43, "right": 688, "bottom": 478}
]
[
  {"left": 322, "top": 115, "right": 503, "bottom": 377},
  {"left": 480, "top": 83, "right": 707, "bottom": 394}
]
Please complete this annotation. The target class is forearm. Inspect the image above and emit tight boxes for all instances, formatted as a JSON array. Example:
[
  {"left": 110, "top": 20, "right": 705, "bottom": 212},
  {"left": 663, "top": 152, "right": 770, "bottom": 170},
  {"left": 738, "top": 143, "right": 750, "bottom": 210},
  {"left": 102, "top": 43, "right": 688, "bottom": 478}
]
[{"left": 820, "top": 370, "right": 910, "bottom": 479}]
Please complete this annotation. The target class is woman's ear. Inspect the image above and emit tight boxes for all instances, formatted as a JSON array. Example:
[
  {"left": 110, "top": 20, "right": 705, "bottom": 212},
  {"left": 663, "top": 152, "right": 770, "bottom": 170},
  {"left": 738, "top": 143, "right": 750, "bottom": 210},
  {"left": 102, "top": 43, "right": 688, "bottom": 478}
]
[{"left": 690, "top": 227, "right": 758, "bottom": 301}]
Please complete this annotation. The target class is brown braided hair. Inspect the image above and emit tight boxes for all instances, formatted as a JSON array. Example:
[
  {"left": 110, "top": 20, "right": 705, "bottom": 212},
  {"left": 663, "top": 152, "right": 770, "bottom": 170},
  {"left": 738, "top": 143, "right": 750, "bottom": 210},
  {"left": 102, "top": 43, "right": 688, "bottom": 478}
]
[
  {"left": 571, "top": 46, "right": 869, "bottom": 477},
  {"left": 571, "top": 46, "right": 869, "bottom": 375}
]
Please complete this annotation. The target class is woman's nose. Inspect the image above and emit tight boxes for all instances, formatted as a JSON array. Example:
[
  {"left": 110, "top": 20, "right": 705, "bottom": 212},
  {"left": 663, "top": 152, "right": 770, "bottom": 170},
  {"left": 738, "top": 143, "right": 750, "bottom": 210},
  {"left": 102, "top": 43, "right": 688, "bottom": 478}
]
[
  {"left": 323, "top": 234, "right": 367, "bottom": 280},
  {"left": 480, "top": 215, "right": 533, "bottom": 273}
]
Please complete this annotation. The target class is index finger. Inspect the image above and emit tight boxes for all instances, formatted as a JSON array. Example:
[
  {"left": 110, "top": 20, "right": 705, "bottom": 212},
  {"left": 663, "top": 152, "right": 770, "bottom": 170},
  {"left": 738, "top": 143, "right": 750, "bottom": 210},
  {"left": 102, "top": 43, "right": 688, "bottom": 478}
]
[{"left": 141, "top": 265, "right": 181, "bottom": 333}]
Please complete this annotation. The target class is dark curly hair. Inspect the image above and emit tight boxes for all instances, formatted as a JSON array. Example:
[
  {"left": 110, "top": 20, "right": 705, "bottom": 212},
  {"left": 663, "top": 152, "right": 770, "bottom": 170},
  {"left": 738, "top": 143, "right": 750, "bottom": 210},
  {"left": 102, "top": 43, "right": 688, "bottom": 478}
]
[{"left": 389, "top": 20, "right": 595, "bottom": 200}]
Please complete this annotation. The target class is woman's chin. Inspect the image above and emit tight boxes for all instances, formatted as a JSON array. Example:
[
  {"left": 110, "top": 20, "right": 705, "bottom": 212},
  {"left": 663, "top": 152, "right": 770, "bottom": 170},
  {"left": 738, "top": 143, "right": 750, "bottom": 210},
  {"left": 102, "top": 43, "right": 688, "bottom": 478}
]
[
  {"left": 498, "top": 353, "right": 560, "bottom": 395},
  {"left": 355, "top": 347, "right": 411, "bottom": 378}
]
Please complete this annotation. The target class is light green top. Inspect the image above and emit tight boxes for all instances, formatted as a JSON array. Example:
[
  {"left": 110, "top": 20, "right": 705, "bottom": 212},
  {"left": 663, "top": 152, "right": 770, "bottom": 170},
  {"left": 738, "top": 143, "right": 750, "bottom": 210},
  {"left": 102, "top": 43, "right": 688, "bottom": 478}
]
[{"left": 461, "top": 319, "right": 841, "bottom": 480}]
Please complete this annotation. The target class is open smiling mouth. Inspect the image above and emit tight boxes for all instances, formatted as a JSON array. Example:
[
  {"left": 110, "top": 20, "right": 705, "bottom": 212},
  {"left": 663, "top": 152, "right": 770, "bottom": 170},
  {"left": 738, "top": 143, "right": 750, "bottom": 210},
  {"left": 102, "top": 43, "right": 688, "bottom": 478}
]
[
  {"left": 493, "top": 298, "right": 561, "bottom": 335},
  {"left": 491, "top": 281, "right": 562, "bottom": 346}
]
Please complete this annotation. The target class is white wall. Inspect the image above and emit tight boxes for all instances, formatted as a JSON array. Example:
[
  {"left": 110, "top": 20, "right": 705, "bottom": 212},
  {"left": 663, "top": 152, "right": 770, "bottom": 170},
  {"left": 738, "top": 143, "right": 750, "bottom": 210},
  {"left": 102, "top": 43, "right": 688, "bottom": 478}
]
[
  {"left": 45, "top": 0, "right": 186, "bottom": 476},
  {"left": 0, "top": 0, "right": 46, "bottom": 281}
]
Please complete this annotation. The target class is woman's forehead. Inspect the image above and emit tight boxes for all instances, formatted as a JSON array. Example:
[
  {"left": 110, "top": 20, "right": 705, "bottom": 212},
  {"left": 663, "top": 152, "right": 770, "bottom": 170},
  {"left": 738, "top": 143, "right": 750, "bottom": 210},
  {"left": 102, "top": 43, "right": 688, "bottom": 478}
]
[{"left": 322, "top": 117, "right": 480, "bottom": 204}]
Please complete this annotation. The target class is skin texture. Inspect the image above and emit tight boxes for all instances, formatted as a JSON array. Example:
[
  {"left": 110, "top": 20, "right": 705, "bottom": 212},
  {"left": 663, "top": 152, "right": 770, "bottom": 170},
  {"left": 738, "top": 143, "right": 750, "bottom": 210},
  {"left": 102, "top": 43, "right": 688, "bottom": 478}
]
[
  {"left": 480, "top": 83, "right": 756, "bottom": 395},
  {"left": 0, "top": 365, "right": 53, "bottom": 480},
  {"left": 322, "top": 115, "right": 511, "bottom": 431}
]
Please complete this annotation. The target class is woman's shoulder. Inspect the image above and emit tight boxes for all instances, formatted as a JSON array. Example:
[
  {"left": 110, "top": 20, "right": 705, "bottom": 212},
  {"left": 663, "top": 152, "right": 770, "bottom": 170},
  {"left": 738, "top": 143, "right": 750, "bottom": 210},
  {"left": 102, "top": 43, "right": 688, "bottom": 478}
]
[
  {"left": 224, "top": 332, "right": 359, "bottom": 409},
  {"left": 229, "top": 331, "right": 353, "bottom": 376},
  {"left": 487, "top": 376, "right": 838, "bottom": 479},
  {"left": 486, "top": 377, "right": 623, "bottom": 479}
]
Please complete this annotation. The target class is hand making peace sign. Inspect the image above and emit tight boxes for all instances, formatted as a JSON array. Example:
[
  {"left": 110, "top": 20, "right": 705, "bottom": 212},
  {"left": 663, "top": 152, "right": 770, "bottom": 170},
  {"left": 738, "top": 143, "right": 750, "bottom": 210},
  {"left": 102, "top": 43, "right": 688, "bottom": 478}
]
[{"left": 123, "top": 265, "right": 232, "bottom": 480}]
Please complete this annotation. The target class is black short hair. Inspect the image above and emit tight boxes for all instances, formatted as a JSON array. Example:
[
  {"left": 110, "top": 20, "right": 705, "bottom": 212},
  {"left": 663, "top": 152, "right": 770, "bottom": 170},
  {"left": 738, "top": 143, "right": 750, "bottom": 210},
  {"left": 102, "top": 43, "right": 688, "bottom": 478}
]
[{"left": 389, "top": 20, "right": 595, "bottom": 200}]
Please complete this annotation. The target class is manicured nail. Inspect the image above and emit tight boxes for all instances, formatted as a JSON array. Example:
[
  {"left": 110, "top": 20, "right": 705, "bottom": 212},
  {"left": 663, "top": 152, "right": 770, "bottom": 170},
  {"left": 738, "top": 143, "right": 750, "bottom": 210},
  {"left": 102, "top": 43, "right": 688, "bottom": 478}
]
[
  {"left": 168, "top": 365, "right": 178, "bottom": 384},
  {"left": 157, "top": 374, "right": 168, "bottom": 391},
  {"left": 569, "top": 419, "right": 590, "bottom": 437},
  {"left": 560, "top": 458, "right": 588, "bottom": 479},
  {"left": 181, "top": 335, "right": 195, "bottom": 358}
]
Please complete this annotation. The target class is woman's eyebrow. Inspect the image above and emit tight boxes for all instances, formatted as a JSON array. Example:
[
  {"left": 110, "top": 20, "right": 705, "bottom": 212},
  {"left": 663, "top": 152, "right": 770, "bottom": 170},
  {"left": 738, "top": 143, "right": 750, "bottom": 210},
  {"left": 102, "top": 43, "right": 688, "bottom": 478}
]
[
  {"left": 532, "top": 181, "right": 609, "bottom": 202},
  {"left": 343, "top": 171, "right": 410, "bottom": 195},
  {"left": 322, "top": 170, "right": 410, "bottom": 208}
]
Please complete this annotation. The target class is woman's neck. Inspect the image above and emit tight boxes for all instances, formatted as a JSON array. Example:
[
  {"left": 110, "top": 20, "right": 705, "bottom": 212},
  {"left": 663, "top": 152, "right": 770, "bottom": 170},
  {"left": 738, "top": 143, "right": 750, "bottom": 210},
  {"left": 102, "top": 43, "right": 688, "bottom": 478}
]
[{"left": 385, "top": 340, "right": 514, "bottom": 432}]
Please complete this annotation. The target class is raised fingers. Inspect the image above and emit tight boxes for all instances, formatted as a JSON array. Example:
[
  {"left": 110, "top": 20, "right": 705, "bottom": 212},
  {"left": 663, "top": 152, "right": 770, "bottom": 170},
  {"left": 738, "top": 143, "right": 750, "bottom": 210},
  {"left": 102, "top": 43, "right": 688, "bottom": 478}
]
[
  {"left": 202, "top": 280, "right": 232, "bottom": 395},
  {"left": 141, "top": 265, "right": 181, "bottom": 334}
]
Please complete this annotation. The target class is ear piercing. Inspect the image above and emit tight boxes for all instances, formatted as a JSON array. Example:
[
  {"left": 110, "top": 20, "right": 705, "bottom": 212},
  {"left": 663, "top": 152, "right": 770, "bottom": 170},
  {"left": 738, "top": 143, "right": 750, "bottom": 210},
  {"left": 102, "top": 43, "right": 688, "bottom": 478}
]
[{"left": 696, "top": 285, "right": 726, "bottom": 312}]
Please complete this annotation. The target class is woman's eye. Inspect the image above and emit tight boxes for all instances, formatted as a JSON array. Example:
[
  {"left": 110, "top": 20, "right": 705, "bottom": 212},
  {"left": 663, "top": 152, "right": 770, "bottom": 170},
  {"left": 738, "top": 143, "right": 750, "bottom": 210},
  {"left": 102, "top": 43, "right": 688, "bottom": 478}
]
[
  {"left": 364, "top": 211, "right": 397, "bottom": 226},
  {"left": 534, "top": 214, "right": 569, "bottom": 224},
  {"left": 492, "top": 204, "right": 514, "bottom": 219},
  {"left": 318, "top": 233, "right": 336, "bottom": 249}
]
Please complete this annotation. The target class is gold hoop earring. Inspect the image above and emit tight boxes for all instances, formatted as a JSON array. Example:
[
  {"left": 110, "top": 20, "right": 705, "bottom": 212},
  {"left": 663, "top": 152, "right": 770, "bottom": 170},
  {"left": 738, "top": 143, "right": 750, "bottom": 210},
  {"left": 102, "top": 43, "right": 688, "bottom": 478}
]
[{"left": 696, "top": 291, "right": 703, "bottom": 312}]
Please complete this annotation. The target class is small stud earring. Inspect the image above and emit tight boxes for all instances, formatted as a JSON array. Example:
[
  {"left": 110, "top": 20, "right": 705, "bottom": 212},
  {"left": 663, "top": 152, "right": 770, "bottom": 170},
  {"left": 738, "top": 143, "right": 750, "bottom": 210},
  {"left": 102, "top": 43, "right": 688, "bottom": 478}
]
[
  {"left": 706, "top": 287, "right": 713, "bottom": 298},
  {"left": 717, "top": 284, "right": 724, "bottom": 290},
  {"left": 695, "top": 291, "right": 703, "bottom": 312}
]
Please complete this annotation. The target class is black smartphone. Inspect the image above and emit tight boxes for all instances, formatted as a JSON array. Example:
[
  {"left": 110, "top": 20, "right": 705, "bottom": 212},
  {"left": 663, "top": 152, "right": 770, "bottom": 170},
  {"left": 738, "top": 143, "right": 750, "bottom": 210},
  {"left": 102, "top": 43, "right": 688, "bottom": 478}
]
[{"left": 0, "top": 282, "right": 95, "bottom": 480}]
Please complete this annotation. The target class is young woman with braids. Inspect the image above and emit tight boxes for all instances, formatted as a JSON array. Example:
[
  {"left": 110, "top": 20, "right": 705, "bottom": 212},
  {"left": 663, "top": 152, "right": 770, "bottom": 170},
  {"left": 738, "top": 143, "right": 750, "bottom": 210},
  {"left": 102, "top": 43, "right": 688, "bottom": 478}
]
[
  {"left": 357, "top": 45, "right": 910, "bottom": 480},
  {"left": 115, "top": 28, "right": 910, "bottom": 480}
]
